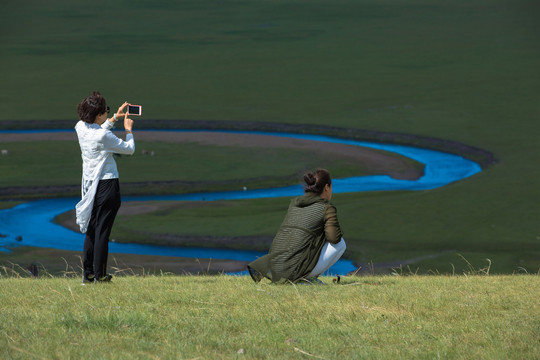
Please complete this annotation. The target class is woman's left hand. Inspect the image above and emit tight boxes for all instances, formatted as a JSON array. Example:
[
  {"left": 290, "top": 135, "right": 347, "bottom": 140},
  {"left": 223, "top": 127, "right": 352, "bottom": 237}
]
[{"left": 113, "top": 102, "right": 129, "bottom": 121}]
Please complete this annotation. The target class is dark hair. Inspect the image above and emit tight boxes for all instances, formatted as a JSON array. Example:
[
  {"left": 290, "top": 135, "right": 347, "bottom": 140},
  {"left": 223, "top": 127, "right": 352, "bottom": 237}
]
[
  {"left": 77, "top": 91, "right": 107, "bottom": 123},
  {"left": 304, "top": 169, "right": 332, "bottom": 194}
]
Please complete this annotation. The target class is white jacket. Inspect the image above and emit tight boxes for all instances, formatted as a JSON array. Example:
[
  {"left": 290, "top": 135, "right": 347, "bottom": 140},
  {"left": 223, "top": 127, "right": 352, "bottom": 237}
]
[{"left": 74, "top": 120, "right": 135, "bottom": 233}]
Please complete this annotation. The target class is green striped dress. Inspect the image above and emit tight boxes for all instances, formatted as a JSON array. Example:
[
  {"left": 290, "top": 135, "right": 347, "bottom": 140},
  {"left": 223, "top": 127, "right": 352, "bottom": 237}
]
[{"left": 247, "top": 193, "right": 343, "bottom": 284}]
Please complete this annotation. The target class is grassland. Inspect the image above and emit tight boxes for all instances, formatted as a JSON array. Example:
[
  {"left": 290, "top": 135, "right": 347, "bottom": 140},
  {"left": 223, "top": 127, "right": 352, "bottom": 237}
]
[
  {"left": 1, "top": 0, "right": 540, "bottom": 274},
  {"left": 1, "top": 274, "right": 538, "bottom": 359},
  {"left": 0, "top": 138, "right": 419, "bottom": 192}
]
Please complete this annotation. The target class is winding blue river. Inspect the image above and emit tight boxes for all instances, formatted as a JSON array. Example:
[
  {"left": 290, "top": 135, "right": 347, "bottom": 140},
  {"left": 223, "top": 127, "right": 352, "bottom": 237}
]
[{"left": 0, "top": 130, "right": 482, "bottom": 275}]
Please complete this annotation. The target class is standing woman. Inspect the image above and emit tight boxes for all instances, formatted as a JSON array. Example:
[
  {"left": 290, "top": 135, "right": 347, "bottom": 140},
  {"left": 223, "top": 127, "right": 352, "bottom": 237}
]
[
  {"left": 247, "top": 169, "right": 346, "bottom": 284},
  {"left": 75, "top": 91, "right": 135, "bottom": 283}
]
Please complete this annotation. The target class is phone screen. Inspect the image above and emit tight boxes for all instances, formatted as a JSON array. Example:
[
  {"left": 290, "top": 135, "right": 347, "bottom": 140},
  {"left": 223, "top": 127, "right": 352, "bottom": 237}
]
[{"left": 128, "top": 105, "right": 141, "bottom": 115}]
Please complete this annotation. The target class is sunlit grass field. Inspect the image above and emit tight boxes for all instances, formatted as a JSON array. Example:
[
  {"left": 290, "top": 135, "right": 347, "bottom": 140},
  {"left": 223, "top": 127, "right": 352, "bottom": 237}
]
[
  {"left": 1, "top": 0, "right": 540, "bottom": 274},
  {"left": 1, "top": 274, "right": 538, "bottom": 359}
]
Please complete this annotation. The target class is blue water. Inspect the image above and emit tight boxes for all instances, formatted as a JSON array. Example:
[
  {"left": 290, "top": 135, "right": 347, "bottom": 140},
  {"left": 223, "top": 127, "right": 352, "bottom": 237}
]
[{"left": 0, "top": 130, "right": 482, "bottom": 275}]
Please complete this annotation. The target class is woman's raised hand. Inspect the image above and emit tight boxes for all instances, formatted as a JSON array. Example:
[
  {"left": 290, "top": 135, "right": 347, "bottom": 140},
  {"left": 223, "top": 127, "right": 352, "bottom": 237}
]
[
  {"left": 124, "top": 111, "right": 134, "bottom": 132},
  {"left": 114, "top": 102, "right": 129, "bottom": 121}
]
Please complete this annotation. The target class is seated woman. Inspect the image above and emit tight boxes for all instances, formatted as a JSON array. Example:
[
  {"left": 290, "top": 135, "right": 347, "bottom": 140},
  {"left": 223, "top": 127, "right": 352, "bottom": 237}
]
[{"left": 247, "top": 169, "right": 346, "bottom": 284}]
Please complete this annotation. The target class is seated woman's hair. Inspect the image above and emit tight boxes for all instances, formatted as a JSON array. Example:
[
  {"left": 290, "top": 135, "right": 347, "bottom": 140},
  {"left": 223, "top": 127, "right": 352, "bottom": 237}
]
[
  {"left": 78, "top": 91, "right": 107, "bottom": 124},
  {"left": 304, "top": 169, "right": 331, "bottom": 194}
]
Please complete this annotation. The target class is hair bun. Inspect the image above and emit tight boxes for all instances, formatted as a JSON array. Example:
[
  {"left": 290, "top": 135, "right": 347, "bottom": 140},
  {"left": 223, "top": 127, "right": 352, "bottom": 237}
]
[
  {"left": 303, "top": 169, "right": 331, "bottom": 195},
  {"left": 304, "top": 172, "right": 316, "bottom": 186}
]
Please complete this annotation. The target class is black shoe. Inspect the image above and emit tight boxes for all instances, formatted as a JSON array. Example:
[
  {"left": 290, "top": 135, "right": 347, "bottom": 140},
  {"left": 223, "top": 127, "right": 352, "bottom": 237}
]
[
  {"left": 94, "top": 274, "right": 113, "bottom": 283},
  {"left": 82, "top": 274, "right": 95, "bottom": 285}
]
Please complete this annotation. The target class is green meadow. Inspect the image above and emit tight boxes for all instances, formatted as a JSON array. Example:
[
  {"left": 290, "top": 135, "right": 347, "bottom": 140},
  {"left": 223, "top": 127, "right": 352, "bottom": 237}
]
[
  {"left": 1, "top": 0, "right": 540, "bottom": 274},
  {"left": 0, "top": 140, "right": 416, "bottom": 189},
  {"left": 1, "top": 274, "right": 539, "bottom": 359}
]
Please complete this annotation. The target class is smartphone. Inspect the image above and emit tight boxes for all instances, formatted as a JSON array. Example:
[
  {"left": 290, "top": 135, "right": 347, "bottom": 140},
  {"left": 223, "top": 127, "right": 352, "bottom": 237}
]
[{"left": 127, "top": 104, "right": 142, "bottom": 116}]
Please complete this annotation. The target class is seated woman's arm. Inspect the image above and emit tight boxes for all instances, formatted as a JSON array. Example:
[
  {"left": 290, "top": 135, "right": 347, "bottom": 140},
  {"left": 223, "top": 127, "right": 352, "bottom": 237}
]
[{"left": 324, "top": 204, "right": 343, "bottom": 244}]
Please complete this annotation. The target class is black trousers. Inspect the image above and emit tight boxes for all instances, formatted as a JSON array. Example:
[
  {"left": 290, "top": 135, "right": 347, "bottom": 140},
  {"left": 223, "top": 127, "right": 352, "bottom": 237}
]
[{"left": 83, "top": 179, "right": 121, "bottom": 279}]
